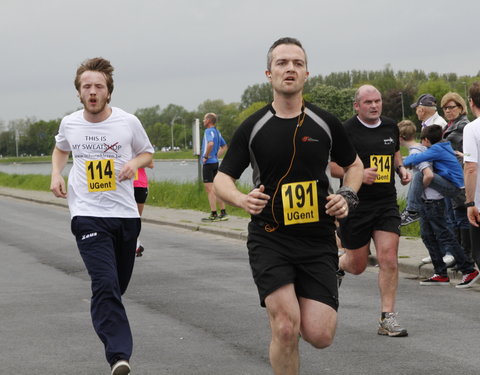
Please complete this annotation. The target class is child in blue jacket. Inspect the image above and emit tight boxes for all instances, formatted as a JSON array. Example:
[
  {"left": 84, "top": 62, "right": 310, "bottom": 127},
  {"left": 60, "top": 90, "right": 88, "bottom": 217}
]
[
  {"left": 403, "top": 124, "right": 478, "bottom": 287},
  {"left": 402, "top": 125, "right": 465, "bottom": 224}
]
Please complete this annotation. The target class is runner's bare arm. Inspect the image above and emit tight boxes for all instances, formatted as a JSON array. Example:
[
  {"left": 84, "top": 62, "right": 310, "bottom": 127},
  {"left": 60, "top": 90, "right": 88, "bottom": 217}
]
[
  {"left": 326, "top": 155, "right": 363, "bottom": 219},
  {"left": 50, "top": 147, "right": 70, "bottom": 198},
  {"left": 340, "top": 155, "right": 363, "bottom": 193},
  {"left": 119, "top": 152, "right": 153, "bottom": 181},
  {"left": 465, "top": 161, "right": 480, "bottom": 227},
  {"left": 329, "top": 161, "right": 345, "bottom": 179},
  {"left": 214, "top": 171, "right": 270, "bottom": 215},
  {"left": 394, "top": 150, "right": 411, "bottom": 185}
]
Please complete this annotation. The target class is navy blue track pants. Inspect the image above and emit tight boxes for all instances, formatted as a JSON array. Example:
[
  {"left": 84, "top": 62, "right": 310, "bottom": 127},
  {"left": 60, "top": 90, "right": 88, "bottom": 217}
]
[{"left": 71, "top": 216, "right": 141, "bottom": 365}]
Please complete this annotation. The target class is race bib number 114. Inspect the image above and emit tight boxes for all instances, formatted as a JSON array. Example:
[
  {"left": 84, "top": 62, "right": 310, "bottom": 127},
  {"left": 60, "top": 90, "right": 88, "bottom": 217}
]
[{"left": 85, "top": 159, "right": 116, "bottom": 192}]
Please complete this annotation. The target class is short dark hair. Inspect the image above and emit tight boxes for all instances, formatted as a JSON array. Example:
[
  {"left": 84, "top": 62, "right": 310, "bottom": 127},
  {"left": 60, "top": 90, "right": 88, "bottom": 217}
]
[
  {"left": 420, "top": 124, "right": 443, "bottom": 145},
  {"left": 469, "top": 81, "right": 480, "bottom": 108},
  {"left": 74, "top": 57, "right": 114, "bottom": 101},
  {"left": 267, "top": 37, "right": 307, "bottom": 70}
]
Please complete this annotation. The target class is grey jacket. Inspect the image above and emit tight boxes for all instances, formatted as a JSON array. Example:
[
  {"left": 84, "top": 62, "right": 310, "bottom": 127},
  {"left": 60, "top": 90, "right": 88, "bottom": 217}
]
[{"left": 443, "top": 114, "right": 469, "bottom": 153}]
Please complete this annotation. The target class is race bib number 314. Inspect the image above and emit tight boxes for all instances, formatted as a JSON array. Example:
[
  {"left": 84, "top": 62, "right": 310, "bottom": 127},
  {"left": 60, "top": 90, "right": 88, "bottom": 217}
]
[
  {"left": 370, "top": 155, "right": 392, "bottom": 183},
  {"left": 281, "top": 180, "right": 319, "bottom": 226},
  {"left": 85, "top": 159, "right": 116, "bottom": 192}
]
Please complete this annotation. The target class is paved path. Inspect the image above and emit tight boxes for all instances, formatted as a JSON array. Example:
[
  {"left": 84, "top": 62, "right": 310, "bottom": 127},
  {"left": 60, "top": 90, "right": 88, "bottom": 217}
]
[{"left": 0, "top": 186, "right": 465, "bottom": 282}]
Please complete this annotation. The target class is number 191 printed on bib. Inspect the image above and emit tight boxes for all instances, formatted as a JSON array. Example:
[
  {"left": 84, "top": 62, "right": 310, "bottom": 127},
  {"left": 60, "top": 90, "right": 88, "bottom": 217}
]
[{"left": 281, "top": 180, "right": 319, "bottom": 225}]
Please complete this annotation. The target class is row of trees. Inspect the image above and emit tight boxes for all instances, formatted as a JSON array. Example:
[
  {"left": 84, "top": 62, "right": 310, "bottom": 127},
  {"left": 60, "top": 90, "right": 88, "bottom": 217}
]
[{"left": 1, "top": 67, "right": 479, "bottom": 157}]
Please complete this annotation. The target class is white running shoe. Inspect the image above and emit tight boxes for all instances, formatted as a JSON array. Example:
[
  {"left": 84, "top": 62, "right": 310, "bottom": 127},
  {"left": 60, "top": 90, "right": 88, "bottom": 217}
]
[
  {"left": 422, "top": 256, "right": 432, "bottom": 263},
  {"left": 443, "top": 254, "right": 456, "bottom": 267},
  {"left": 111, "top": 360, "right": 130, "bottom": 375}
]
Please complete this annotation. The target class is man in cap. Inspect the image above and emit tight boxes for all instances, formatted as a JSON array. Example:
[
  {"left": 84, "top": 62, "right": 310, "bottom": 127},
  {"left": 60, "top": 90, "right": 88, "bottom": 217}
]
[{"left": 411, "top": 93, "right": 447, "bottom": 129}]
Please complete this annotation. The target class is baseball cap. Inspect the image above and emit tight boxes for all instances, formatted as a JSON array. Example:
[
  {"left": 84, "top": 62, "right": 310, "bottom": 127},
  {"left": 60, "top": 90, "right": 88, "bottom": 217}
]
[{"left": 411, "top": 94, "right": 437, "bottom": 108}]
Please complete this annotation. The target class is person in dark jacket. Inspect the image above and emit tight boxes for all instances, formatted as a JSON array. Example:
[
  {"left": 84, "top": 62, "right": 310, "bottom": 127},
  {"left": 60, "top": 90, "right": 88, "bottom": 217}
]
[
  {"left": 440, "top": 92, "right": 472, "bottom": 266},
  {"left": 441, "top": 92, "right": 469, "bottom": 162}
]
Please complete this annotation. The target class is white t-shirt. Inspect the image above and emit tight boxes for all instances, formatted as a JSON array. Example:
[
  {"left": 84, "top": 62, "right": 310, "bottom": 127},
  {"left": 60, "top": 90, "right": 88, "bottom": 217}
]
[
  {"left": 463, "top": 117, "right": 480, "bottom": 207},
  {"left": 55, "top": 107, "right": 154, "bottom": 218}
]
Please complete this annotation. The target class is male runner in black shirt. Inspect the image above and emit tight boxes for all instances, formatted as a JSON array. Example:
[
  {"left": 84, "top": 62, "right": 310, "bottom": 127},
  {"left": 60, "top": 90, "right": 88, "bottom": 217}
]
[
  {"left": 214, "top": 37, "right": 363, "bottom": 375},
  {"left": 336, "top": 84, "right": 411, "bottom": 337}
]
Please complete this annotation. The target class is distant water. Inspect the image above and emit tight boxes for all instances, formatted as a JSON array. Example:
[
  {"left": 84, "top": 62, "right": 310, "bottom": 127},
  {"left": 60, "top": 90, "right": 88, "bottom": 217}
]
[
  {"left": 0, "top": 160, "right": 407, "bottom": 197},
  {"left": 0, "top": 160, "right": 254, "bottom": 186}
]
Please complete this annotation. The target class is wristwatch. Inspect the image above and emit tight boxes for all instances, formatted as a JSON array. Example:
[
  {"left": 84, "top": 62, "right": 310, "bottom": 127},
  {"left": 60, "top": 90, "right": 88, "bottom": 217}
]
[{"left": 465, "top": 201, "right": 476, "bottom": 207}]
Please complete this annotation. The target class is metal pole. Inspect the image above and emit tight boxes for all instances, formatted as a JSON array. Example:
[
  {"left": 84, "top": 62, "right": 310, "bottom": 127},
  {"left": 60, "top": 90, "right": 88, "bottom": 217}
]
[
  {"left": 400, "top": 91, "right": 405, "bottom": 120},
  {"left": 192, "top": 118, "right": 202, "bottom": 188},
  {"left": 460, "top": 82, "right": 469, "bottom": 115},
  {"left": 171, "top": 115, "right": 185, "bottom": 151},
  {"left": 15, "top": 128, "right": 19, "bottom": 157},
  {"left": 170, "top": 119, "right": 174, "bottom": 151}
]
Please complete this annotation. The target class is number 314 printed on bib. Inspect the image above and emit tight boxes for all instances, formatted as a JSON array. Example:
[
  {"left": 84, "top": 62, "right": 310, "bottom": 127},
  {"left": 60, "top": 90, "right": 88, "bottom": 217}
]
[
  {"left": 370, "top": 155, "right": 392, "bottom": 183},
  {"left": 86, "top": 159, "right": 117, "bottom": 192}
]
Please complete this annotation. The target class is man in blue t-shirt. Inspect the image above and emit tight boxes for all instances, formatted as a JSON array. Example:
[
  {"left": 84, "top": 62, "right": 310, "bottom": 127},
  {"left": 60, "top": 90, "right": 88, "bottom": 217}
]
[{"left": 201, "top": 112, "right": 228, "bottom": 221}]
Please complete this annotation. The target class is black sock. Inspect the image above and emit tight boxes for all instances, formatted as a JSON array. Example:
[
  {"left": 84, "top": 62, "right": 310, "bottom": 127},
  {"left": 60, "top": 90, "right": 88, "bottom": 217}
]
[
  {"left": 211, "top": 211, "right": 217, "bottom": 216},
  {"left": 221, "top": 209, "right": 226, "bottom": 215}
]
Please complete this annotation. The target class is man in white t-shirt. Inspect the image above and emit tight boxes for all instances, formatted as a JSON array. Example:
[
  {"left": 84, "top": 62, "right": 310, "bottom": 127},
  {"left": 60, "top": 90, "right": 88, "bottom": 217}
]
[
  {"left": 50, "top": 57, "right": 154, "bottom": 375},
  {"left": 464, "top": 81, "right": 480, "bottom": 274}
]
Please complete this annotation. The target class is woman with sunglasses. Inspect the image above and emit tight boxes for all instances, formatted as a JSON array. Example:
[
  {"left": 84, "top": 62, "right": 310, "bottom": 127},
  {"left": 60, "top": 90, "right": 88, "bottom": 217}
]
[
  {"left": 441, "top": 92, "right": 469, "bottom": 161},
  {"left": 440, "top": 92, "right": 472, "bottom": 268}
]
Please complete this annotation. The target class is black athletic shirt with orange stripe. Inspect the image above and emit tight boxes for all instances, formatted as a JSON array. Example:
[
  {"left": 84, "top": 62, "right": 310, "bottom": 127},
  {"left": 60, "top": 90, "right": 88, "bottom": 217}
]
[{"left": 219, "top": 102, "right": 357, "bottom": 239}]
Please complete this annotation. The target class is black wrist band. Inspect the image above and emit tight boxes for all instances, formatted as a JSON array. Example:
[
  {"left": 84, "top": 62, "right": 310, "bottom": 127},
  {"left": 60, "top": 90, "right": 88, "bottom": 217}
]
[
  {"left": 465, "top": 201, "right": 475, "bottom": 207},
  {"left": 395, "top": 165, "right": 404, "bottom": 174},
  {"left": 336, "top": 186, "right": 359, "bottom": 211}
]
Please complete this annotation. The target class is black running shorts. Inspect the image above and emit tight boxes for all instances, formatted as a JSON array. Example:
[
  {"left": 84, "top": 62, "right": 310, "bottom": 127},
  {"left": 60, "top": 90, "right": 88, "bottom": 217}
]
[
  {"left": 134, "top": 187, "right": 148, "bottom": 204},
  {"left": 338, "top": 200, "right": 401, "bottom": 250},
  {"left": 247, "top": 221, "right": 339, "bottom": 311},
  {"left": 202, "top": 162, "right": 219, "bottom": 183}
]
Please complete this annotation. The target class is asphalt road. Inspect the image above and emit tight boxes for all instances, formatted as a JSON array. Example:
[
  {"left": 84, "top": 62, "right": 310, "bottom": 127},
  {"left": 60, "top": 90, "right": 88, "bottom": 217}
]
[{"left": 1, "top": 195, "right": 480, "bottom": 375}]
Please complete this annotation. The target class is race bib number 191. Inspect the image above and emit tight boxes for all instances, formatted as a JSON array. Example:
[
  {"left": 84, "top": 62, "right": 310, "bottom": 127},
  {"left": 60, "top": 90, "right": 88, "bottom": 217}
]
[
  {"left": 281, "top": 180, "right": 319, "bottom": 226},
  {"left": 85, "top": 159, "right": 116, "bottom": 192},
  {"left": 370, "top": 155, "right": 392, "bottom": 183}
]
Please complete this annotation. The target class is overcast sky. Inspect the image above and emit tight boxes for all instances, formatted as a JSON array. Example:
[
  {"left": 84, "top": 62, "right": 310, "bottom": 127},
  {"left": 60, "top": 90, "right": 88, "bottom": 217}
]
[{"left": 1, "top": 0, "right": 478, "bottom": 125}]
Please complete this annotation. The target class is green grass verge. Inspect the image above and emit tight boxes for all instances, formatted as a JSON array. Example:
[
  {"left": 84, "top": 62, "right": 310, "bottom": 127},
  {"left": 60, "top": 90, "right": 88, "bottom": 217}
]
[
  {"left": 147, "top": 180, "right": 251, "bottom": 218},
  {"left": 0, "top": 172, "right": 252, "bottom": 218},
  {"left": 0, "top": 156, "right": 52, "bottom": 164},
  {"left": 0, "top": 172, "right": 420, "bottom": 235},
  {"left": 0, "top": 172, "right": 51, "bottom": 191},
  {"left": 398, "top": 197, "right": 420, "bottom": 237}
]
